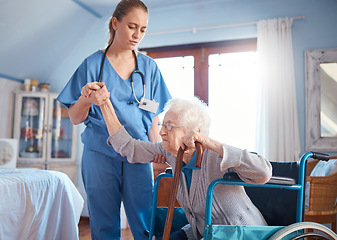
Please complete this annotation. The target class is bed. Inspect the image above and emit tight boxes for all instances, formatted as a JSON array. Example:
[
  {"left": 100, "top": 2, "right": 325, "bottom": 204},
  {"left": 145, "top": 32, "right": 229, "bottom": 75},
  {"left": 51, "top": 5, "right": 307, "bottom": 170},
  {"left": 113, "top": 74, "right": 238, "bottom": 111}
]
[{"left": 0, "top": 168, "right": 84, "bottom": 240}]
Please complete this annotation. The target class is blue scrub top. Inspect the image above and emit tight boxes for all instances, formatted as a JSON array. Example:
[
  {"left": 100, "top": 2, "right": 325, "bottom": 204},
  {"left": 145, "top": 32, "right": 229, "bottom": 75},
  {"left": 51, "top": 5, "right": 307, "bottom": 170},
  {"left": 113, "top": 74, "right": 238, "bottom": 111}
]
[{"left": 57, "top": 50, "right": 171, "bottom": 159}]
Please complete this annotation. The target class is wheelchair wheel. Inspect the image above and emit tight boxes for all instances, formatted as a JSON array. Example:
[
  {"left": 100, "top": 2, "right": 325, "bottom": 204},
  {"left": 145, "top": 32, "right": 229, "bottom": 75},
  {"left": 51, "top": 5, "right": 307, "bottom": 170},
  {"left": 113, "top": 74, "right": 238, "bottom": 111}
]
[{"left": 269, "top": 222, "right": 337, "bottom": 240}]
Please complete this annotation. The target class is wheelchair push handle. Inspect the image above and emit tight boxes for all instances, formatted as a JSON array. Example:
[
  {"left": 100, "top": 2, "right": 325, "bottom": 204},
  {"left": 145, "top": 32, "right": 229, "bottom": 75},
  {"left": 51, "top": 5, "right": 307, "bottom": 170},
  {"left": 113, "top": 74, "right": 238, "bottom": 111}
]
[{"left": 312, "top": 152, "right": 330, "bottom": 161}]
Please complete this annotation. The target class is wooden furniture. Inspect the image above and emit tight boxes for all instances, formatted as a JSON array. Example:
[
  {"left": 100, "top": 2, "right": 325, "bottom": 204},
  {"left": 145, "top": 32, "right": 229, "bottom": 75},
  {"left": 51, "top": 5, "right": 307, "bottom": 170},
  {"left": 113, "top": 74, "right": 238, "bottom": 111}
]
[
  {"left": 304, "top": 158, "right": 337, "bottom": 233},
  {"left": 13, "top": 91, "right": 78, "bottom": 184},
  {"left": 153, "top": 162, "right": 180, "bottom": 207}
]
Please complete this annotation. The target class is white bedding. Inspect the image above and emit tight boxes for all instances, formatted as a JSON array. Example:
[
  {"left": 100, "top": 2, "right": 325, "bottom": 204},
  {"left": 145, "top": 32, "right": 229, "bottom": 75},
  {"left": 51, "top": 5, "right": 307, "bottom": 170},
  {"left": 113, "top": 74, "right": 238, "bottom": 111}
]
[{"left": 0, "top": 168, "right": 84, "bottom": 240}]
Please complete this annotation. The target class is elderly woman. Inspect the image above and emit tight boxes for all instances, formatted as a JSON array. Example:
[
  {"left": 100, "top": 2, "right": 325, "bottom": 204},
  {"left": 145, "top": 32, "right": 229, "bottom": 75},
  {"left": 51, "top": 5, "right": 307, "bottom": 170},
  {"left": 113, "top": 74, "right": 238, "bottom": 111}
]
[{"left": 100, "top": 91, "right": 272, "bottom": 240}]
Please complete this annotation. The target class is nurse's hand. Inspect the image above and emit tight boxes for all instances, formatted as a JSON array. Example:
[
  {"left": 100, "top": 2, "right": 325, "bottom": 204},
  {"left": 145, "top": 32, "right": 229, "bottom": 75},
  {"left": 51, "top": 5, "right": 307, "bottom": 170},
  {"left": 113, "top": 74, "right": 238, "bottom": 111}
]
[
  {"left": 151, "top": 154, "right": 166, "bottom": 164},
  {"left": 81, "top": 82, "right": 104, "bottom": 98},
  {"left": 86, "top": 83, "right": 110, "bottom": 106},
  {"left": 69, "top": 82, "right": 109, "bottom": 125}
]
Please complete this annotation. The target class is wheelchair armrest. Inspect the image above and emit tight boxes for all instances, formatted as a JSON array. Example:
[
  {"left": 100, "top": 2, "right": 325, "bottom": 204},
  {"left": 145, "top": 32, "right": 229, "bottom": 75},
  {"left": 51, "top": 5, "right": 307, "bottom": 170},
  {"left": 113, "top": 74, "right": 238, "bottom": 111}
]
[
  {"left": 267, "top": 176, "right": 295, "bottom": 185},
  {"left": 223, "top": 172, "right": 241, "bottom": 180},
  {"left": 223, "top": 172, "right": 295, "bottom": 185}
]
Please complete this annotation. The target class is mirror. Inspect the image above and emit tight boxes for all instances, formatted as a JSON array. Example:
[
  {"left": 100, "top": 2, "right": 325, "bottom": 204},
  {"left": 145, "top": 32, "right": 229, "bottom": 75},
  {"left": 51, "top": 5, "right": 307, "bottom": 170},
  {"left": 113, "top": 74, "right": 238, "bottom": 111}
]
[{"left": 305, "top": 48, "right": 337, "bottom": 151}]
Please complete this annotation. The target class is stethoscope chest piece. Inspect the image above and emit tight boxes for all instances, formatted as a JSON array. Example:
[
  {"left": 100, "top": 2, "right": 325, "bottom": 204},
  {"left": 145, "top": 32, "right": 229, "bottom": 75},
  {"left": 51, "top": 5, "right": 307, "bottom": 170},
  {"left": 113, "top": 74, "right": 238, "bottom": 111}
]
[{"left": 98, "top": 45, "right": 158, "bottom": 113}]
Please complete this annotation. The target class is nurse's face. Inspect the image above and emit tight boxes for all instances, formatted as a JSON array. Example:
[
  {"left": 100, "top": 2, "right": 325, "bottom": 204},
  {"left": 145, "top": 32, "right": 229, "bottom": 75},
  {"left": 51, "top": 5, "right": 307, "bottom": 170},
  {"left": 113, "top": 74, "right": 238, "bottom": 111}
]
[
  {"left": 159, "top": 111, "right": 187, "bottom": 157},
  {"left": 113, "top": 7, "right": 148, "bottom": 50}
]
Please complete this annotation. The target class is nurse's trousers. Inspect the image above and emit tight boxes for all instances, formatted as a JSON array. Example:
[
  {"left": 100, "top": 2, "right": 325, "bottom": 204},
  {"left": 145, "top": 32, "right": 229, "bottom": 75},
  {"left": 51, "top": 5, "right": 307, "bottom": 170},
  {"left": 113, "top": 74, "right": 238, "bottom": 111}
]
[{"left": 82, "top": 146, "right": 153, "bottom": 240}]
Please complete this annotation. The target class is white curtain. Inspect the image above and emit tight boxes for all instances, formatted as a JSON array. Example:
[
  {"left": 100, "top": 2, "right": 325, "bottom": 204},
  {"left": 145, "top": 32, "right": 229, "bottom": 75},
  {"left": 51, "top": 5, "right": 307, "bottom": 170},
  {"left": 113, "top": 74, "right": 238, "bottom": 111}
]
[{"left": 256, "top": 18, "right": 301, "bottom": 162}]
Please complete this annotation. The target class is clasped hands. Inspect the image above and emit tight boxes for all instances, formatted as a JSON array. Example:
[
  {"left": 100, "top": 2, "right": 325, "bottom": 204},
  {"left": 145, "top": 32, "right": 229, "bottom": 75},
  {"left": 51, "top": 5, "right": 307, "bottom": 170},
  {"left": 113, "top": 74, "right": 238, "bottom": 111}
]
[
  {"left": 81, "top": 82, "right": 110, "bottom": 106},
  {"left": 81, "top": 82, "right": 168, "bottom": 164}
]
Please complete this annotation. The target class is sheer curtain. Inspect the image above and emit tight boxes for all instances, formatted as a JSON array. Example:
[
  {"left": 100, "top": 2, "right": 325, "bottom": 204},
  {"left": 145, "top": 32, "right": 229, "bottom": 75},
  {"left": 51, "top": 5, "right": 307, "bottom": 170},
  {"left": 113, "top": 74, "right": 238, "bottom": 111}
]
[{"left": 256, "top": 18, "right": 301, "bottom": 162}]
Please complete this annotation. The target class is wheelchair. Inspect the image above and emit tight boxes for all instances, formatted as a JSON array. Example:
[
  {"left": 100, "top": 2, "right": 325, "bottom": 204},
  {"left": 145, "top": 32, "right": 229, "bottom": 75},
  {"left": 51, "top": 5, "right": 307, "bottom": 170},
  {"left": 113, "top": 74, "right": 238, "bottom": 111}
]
[{"left": 146, "top": 152, "right": 337, "bottom": 240}]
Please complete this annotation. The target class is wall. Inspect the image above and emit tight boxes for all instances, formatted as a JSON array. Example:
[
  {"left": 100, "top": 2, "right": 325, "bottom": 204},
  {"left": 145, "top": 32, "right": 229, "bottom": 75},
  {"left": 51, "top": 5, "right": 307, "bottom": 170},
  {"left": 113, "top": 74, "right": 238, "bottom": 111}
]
[{"left": 0, "top": 78, "right": 22, "bottom": 138}]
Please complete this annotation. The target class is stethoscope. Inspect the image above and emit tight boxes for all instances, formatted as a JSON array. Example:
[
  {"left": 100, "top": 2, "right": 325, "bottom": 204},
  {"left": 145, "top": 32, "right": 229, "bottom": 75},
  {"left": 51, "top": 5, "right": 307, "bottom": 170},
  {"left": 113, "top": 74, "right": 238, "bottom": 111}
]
[{"left": 98, "top": 44, "right": 146, "bottom": 105}]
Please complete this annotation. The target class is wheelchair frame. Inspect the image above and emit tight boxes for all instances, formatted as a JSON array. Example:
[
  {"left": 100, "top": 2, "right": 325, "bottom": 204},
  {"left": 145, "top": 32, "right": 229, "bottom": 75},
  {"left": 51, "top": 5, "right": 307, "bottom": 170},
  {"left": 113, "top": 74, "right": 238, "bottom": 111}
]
[{"left": 148, "top": 152, "right": 337, "bottom": 240}]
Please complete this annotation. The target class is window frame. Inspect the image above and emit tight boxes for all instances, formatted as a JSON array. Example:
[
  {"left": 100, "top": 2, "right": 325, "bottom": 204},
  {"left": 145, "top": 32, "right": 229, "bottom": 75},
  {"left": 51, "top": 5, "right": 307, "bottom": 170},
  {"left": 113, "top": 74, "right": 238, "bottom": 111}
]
[{"left": 140, "top": 38, "right": 257, "bottom": 104}]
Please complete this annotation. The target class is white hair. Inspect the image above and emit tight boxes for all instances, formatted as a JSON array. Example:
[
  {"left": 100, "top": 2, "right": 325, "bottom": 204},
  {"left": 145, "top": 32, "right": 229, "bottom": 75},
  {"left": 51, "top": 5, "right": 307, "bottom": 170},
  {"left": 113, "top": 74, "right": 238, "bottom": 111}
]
[{"left": 164, "top": 97, "right": 211, "bottom": 136}]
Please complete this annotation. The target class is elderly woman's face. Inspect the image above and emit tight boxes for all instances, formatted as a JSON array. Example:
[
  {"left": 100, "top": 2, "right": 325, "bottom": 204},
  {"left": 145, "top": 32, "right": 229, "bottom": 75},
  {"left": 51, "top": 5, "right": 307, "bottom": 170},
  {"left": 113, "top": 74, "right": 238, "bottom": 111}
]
[{"left": 159, "top": 111, "right": 187, "bottom": 156}]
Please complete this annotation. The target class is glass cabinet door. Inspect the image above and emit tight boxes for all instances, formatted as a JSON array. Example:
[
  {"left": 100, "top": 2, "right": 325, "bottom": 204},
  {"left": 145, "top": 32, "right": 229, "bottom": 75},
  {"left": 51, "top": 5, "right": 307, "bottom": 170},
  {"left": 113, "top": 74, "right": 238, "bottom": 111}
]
[
  {"left": 15, "top": 91, "right": 78, "bottom": 181},
  {"left": 48, "top": 96, "right": 74, "bottom": 161},
  {"left": 18, "top": 95, "right": 47, "bottom": 162}
]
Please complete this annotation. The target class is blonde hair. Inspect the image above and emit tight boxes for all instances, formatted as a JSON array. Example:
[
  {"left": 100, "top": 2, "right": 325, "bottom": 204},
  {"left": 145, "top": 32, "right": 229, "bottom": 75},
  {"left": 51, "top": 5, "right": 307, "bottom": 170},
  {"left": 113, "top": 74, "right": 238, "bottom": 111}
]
[
  {"left": 164, "top": 97, "right": 211, "bottom": 136},
  {"left": 108, "top": 0, "right": 148, "bottom": 45}
]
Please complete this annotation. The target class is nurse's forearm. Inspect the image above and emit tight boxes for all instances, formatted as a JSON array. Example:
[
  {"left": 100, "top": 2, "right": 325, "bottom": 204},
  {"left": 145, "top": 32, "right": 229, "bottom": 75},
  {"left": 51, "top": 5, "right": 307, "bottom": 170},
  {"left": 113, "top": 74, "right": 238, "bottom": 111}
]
[
  {"left": 148, "top": 116, "right": 162, "bottom": 142},
  {"left": 68, "top": 95, "right": 92, "bottom": 125},
  {"left": 100, "top": 100, "right": 122, "bottom": 135}
]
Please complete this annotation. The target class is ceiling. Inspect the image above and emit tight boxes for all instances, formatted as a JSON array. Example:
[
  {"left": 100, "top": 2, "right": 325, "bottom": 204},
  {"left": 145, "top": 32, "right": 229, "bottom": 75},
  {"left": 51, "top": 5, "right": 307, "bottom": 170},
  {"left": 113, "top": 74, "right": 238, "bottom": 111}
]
[
  {"left": 0, "top": 0, "right": 225, "bottom": 84},
  {"left": 2, "top": 0, "right": 336, "bottom": 88},
  {"left": 75, "top": 0, "right": 221, "bottom": 18}
]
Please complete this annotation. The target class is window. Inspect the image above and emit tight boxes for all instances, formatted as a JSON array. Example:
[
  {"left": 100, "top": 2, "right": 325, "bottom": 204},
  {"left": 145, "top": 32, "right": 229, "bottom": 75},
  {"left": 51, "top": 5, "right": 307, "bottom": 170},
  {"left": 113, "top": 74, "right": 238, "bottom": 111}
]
[
  {"left": 141, "top": 39, "right": 257, "bottom": 151},
  {"left": 155, "top": 56, "right": 194, "bottom": 99},
  {"left": 208, "top": 52, "right": 257, "bottom": 150}
]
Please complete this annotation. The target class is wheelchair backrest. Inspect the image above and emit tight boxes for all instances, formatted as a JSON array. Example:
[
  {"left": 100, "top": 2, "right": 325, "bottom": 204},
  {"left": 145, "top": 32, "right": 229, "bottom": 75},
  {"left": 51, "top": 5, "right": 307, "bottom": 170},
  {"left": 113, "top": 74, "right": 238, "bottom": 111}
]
[{"left": 244, "top": 161, "right": 300, "bottom": 226}]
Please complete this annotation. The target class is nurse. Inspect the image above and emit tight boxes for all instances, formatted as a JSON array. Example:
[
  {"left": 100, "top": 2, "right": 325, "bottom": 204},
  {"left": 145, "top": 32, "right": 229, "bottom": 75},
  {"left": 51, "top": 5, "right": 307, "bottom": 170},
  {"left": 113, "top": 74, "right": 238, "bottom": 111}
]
[{"left": 57, "top": 0, "right": 171, "bottom": 239}]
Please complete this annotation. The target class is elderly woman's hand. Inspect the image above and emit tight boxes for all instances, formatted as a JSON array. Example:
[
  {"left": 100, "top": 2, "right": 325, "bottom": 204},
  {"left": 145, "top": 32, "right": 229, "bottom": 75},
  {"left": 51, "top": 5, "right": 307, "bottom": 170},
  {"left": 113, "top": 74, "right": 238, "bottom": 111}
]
[
  {"left": 181, "top": 131, "right": 207, "bottom": 152},
  {"left": 82, "top": 82, "right": 110, "bottom": 106},
  {"left": 151, "top": 154, "right": 167, "bottom": 164},
  {"left": 181, "top": 131, "right": 224, "bottom": 157}
]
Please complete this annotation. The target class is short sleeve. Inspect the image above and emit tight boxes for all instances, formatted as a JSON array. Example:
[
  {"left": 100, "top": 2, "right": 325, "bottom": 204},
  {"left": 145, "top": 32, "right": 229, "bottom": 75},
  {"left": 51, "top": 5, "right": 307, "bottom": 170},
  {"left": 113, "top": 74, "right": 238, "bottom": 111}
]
[
  {"left": 57, "top": 60, "right": 88, "bottom": 108},
  {"left": 152, "top": 65, "right": 172, "bottom": 115},
  {"left": 138, "top": 54, "right": 171, "bottom": 116}
]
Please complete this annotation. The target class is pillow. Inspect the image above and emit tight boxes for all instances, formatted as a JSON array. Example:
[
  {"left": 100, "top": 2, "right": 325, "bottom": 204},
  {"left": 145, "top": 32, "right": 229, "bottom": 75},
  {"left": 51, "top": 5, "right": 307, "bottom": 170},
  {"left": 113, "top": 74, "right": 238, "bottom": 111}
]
[
  {"left": 328, "top": 160, "right": 337, "bottom": 175},
  {"left": 305, "top": 159, "right": 337, "bottom": 209},
  {"left": 310, "top": 160, "right": 337, "bottom": 177}
]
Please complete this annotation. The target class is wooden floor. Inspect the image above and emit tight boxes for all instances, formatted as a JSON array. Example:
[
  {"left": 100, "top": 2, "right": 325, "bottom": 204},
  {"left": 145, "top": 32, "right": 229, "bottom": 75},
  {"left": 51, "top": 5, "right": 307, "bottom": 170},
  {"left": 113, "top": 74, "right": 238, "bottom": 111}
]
[{"left": 78, "top": 217, "right": 133, "bottom": 240}]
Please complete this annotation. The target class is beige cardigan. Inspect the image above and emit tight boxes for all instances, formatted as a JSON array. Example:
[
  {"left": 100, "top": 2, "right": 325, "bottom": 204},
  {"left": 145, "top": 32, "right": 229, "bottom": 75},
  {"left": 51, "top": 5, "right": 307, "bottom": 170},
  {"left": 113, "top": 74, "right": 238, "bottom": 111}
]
[{"left": 108, "top": 127, "right": 272, "bottom": 240}]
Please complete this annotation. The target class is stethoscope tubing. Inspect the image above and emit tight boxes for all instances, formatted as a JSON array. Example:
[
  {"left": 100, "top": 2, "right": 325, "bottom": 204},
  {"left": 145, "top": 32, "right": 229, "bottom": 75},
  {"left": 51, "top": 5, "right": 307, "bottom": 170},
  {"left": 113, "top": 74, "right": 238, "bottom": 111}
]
[{"left": 98, "top": 44, "right": 146, "bottom": 104}]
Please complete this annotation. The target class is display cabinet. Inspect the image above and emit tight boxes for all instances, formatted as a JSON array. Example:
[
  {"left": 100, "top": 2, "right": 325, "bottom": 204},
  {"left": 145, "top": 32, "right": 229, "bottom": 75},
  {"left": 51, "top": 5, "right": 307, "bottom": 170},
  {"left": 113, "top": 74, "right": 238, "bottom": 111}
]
[{"left": 13, "top": 91, "right": 78, "bottom": 184}]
